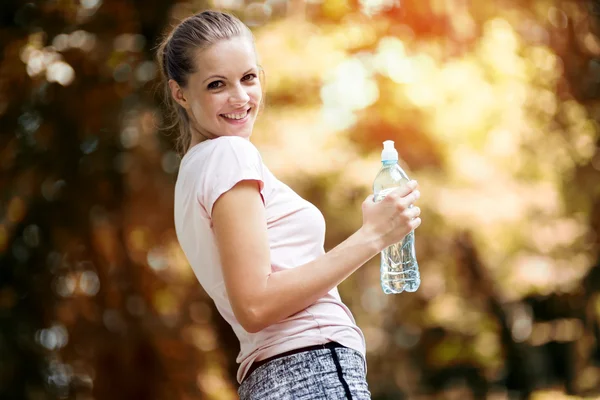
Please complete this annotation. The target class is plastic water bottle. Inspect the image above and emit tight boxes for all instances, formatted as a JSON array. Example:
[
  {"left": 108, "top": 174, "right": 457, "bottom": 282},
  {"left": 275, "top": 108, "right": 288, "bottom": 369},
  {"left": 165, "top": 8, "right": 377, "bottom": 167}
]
[{"left": 373, "top": 140, "right": 420, "bottom": 294}]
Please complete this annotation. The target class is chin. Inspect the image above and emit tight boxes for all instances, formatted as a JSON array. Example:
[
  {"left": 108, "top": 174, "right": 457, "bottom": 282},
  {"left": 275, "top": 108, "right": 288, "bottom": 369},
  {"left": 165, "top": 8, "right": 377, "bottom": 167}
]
[
  {"left": 225, "top": 125, "right": 254, "bottom": 139},
  {"left": 214, "top": 112, "right": 257, "bottom": 139}
]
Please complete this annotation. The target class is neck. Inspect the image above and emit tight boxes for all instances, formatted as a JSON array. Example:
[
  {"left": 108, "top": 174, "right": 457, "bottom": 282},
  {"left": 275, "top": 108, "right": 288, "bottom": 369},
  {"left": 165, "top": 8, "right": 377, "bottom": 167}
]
[{"left": 188, "top": 126, "right": 213, "bottom": 151}]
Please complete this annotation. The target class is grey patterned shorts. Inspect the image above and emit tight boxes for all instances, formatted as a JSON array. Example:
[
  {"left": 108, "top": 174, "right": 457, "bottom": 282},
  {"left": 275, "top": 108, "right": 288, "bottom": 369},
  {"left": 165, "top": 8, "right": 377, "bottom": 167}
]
[{"left": 238, "top": 342, "right": 371, "bottom": 399}]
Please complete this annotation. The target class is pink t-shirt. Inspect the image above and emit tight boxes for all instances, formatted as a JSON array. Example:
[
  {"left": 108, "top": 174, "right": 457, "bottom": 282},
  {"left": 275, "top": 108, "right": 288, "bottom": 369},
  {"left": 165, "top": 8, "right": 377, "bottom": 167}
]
[{"left": 174, "top": 136, "right": 366, "bottom": 383}]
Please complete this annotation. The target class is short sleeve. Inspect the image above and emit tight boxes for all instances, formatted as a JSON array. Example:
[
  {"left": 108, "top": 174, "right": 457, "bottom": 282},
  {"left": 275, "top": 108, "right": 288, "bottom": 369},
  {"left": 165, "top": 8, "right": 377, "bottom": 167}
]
[{"left": 198, "top": 136, "right": 265, "bottom": 217}]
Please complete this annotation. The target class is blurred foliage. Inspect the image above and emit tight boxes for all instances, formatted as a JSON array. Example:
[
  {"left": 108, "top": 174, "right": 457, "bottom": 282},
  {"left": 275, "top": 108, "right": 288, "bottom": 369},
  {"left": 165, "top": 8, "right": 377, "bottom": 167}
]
[{"left": 2, "top": 0, "right": 600, "bottom": 399}]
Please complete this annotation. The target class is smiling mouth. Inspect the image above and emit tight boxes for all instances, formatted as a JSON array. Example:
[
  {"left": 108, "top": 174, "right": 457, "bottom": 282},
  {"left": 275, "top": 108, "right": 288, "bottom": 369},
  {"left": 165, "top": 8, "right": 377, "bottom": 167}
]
[{"left": 221, "top": 109, "right": 251, "bottom": 120}]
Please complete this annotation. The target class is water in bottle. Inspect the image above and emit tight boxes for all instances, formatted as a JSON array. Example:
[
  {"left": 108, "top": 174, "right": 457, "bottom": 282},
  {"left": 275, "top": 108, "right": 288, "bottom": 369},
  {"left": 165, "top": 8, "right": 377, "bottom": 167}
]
[{"left": 373, "top": 140, "right": 420, "bottom": 294}]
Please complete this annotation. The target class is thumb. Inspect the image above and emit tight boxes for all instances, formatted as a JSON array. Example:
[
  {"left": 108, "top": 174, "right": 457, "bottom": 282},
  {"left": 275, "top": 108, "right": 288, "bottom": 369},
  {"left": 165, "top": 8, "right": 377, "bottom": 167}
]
[{"left": 364, "top": 194, "right": 374, "bottom": 204}]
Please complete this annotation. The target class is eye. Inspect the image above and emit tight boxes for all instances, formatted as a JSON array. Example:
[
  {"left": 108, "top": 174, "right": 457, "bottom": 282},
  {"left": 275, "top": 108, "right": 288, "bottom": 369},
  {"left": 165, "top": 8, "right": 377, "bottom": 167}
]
[
  {"left": 207, "top": 80, "right": 224, "bottom": 90},
  {"left": 242, "top": 73, "right": 257, "bottom": 82}
]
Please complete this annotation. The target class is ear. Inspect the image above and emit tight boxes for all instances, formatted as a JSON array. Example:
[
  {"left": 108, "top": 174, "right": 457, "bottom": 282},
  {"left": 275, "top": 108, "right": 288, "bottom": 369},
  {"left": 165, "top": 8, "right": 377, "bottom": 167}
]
[
  {"left": 258, "top": 66, "right": 266, "bottom": 113},
  {"left": 168, "top": 79, "right": 189, "bottom": 109}
]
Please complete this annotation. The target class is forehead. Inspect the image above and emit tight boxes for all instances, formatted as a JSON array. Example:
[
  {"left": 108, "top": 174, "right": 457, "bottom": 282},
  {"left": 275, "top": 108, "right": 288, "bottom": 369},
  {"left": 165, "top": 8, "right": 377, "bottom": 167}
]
[{"left": 193, "top": 36, "right": 257, "bottom": 75}]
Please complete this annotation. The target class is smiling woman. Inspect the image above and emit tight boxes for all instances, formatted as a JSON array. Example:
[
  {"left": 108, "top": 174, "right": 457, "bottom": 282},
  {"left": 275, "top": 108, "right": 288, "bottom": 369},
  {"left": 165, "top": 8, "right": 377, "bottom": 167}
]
[
  {"left": 156, "top": 9, "right": 422, "bottom": 400},
  {"left": 157, "top": 11, "right": 263, "bottom": 153},
  {"left": 169, "top": 37, "right": 262, "bottom": 143}
]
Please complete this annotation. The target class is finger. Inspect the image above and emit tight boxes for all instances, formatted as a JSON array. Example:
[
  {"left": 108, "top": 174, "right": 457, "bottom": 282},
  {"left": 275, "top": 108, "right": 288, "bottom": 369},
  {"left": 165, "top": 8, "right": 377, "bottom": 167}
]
[
  {"left": 390, "top": 180, "right": 418, "bottom": 198},
  {"left": 397, "top": 189, "right": 420, "bottom": 209},
  {"left": 409, "top": 217, "right": 422, "bottom": 230},
  {"left": 405, "top": 206, "right": 421, "bottom": 220}
]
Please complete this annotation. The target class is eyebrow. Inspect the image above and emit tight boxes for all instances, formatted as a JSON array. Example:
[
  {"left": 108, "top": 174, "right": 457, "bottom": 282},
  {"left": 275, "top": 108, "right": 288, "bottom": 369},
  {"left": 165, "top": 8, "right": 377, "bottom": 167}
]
[{"left": 203, "top": 68, "right": 256, "bottom": 84}]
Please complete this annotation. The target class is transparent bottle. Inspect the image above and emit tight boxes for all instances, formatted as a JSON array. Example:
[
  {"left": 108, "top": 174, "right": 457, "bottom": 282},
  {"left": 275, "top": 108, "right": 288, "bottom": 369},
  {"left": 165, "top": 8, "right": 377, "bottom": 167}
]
[{"left": 373, "top": 140, "right": 420, "bottom": 294}]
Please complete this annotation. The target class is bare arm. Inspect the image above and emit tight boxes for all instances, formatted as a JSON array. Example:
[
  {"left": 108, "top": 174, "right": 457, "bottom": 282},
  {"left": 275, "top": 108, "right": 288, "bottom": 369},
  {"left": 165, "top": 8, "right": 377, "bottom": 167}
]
[{"left": 212, "top": 179, "right": 421, "bottom": 333}]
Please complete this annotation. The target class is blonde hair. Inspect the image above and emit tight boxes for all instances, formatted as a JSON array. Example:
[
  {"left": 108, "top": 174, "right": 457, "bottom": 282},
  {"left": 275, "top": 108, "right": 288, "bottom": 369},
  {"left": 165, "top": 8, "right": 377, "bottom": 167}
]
[{"left": 156, "top": 10, "right": 255, "bottom": 155}]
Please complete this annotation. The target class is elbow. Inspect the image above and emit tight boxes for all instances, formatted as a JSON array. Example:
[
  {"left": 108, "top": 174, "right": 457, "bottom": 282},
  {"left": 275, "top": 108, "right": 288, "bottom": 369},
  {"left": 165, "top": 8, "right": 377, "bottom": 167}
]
[
  {"left": 242, "top": 322, "right": 264, "bottom": 334},
  {"left": 236, "top": 306, "right": 268, "bottom": 334}
]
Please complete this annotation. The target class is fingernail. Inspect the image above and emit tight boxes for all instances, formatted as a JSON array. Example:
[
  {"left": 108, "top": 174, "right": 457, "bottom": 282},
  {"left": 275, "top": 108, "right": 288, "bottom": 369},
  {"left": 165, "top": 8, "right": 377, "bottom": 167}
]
[{"left": 410, "top": 180, "right": 417, "bottom": 188}]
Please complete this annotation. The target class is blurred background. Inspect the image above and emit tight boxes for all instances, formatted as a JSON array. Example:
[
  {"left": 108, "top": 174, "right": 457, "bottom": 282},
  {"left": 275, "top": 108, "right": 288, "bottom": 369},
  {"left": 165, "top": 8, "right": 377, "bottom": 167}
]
[{"left": 1, "top": 0, "right": 600, "bottom": 399}]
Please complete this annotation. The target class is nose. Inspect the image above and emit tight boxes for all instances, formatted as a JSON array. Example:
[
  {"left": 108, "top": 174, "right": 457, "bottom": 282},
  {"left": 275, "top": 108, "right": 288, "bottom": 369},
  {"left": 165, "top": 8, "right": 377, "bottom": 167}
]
[{"left": 228, "top": 83, "right": 250, "bottom": 106}]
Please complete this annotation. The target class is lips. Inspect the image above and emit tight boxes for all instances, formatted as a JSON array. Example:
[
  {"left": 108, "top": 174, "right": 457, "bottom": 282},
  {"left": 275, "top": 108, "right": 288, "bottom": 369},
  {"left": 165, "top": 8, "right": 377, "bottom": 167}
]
[
  {"left": 219, "top": 108, "right": 253, "bottom": 126},
  {"left": 221, "top": 109, "right": 250, "bottom": 120}
]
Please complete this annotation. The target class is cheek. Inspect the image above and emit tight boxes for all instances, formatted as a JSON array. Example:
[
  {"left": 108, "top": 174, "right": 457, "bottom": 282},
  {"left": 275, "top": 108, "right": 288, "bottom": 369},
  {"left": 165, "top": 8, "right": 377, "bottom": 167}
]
[
  {"left": 191, "top": 94, "right": 221, "bottom": 118},
  {"left": 250, "top": 85, "right": 263, "bottom": 104}
]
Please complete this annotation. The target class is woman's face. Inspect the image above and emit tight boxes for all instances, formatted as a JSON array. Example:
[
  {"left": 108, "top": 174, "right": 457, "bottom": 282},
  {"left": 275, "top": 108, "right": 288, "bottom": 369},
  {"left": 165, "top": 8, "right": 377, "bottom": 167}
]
[{"left": 172, "top": 36, "right": 262, "bottom": 141}]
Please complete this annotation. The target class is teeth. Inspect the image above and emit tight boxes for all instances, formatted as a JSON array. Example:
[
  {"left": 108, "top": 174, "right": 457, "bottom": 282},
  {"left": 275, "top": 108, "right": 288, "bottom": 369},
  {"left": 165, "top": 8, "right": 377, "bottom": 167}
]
[{"left": 222, "top": 110, "right": 248, "bottom": 120}]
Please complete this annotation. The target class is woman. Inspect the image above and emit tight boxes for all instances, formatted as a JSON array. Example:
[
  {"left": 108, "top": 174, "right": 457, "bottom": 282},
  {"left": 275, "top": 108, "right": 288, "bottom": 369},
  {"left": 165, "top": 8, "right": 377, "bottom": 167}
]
[{"left": 157, "top": 10, "right": 421, "bottom": 399}]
